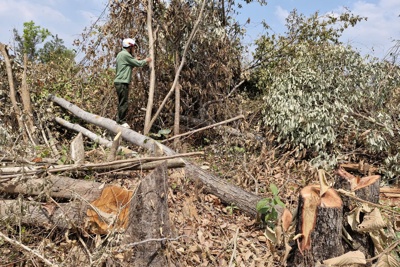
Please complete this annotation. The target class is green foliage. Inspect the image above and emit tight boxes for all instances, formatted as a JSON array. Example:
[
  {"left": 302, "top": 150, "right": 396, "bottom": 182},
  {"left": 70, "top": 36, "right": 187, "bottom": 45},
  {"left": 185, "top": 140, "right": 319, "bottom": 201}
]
[
  {"left": 256, "top": 184, "right": 285, "bottom": 228},
  {"left": 37, "top": 35, "right": 75, "bottom": 63},
  {"left": 226, "top": 203, "right": 239, "bottom": 215},
  {"left": 251, "top": 10, "right": 400, "bottom": 178},
  {"left": 149, "top": 128, "right": 172, "bottom": 139},
  {"left": 13, "top": 20, "right": 51, "bottom": 61}
]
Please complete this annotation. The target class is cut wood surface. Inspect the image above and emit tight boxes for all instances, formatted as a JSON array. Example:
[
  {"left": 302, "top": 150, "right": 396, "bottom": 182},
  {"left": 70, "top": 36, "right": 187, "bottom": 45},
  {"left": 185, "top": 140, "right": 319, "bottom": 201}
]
[
  {"left": 1, "top": 181, "right": 140, "bottom": 235},
  {"left": 290, "top": 185, "right": 343, "bottom": 266},
  {"left": 49, "top": 94, "right": 262, "bottom": 216}
]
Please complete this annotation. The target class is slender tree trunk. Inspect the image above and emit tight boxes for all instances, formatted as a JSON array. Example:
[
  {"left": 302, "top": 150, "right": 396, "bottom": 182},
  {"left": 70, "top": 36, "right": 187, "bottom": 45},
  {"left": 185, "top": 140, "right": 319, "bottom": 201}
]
[
  {"left": 173, "top": 50, "right": 181, "bottom": 149},
  {"left": 144, "top": 0, "right": 156, "bottom": 135},
  {"left": 21, "top": 53, "right": 37, "bottom": 144},
  {"left": 0, "top": 43, "right": 27, "bottom": 142},
  {"left": 148, "top": 0, "right": 207, "bottom": 131}
]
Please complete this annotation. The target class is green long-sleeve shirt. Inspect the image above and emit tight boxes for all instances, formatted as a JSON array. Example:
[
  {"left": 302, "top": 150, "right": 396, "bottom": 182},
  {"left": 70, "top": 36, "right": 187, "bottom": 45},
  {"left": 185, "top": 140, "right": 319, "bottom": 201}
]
[{"left": 114, "top": 49, "right": 148, "bottom": 84}]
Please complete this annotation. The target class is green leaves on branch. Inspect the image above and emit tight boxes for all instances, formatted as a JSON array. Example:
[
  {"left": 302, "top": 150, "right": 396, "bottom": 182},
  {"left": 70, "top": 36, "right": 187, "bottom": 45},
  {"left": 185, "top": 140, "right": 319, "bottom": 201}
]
[
  {"left": 256, "top": 183, "right": 285, "bottom": 228},
  {"left": 251, "top": 9, "right": 400, "bottom": 178},
  {"left": 13, "top": 20, "right": 75, "bottom": 63},
  {"left": 13, "top": 20, "right": 51, "bottom": 61}
]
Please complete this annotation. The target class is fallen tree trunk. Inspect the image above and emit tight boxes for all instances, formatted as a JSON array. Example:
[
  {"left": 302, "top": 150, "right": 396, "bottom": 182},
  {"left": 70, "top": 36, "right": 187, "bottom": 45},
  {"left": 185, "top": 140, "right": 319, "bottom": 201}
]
[
  {"left": 55, "top": 116, "right": 113, "bottom": 148},
  {"left": 48, "top": 94, "right": 262, "bottom": 216},
  {"left": 0, "top": 199, "right": 86, "bottom": 231},
  {"left": 0, "top": 155, "right": 190, "bottom": 178},
  {"left": 0, "top": 175, "right": 103, "bottom": 201},
  {"left": 0, "top": 162, "right": 170, "bottom": 254}
]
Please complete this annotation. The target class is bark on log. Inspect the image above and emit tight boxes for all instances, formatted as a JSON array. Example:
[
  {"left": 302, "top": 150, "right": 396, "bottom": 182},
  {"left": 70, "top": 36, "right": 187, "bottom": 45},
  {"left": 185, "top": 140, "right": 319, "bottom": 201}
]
[
  {"left": 55, "top": 117, "right": 113, "bottom": 148},
  {"left": 0, "top": 199, "right": 86, "bottom": 231},
  {"left": 124, "top": 163, "right": 170, "bottom": 266},
  {"left": 0, "top": 175, "right": 103, "bottom": 201},
  {"left": 48, "top": 94, "right": 262, "bottom": 216},
  {"left": 290, "top": 186, "right": 344, "bottom": 266},
  {"left": 0, "top": 155, "right": 189, "bottom": 178},
  {"left": 0, "top": 167, "right": 167, "bottom": 239},
  {"left": 108, "top": 131, "right": 122, "bottom": 161}
]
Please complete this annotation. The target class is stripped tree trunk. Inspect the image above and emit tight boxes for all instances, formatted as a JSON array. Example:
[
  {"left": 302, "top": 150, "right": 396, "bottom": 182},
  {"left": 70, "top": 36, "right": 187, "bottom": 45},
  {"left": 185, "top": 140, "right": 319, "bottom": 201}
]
[
  {"left": 143, "top": 0, "right": 156, "bottom": 135},
  {"left": 0, "top": 43, "right": 27, "bottom": 142},
  {"left": 21, "top": 53, "right": 37, "bottom": 144}
]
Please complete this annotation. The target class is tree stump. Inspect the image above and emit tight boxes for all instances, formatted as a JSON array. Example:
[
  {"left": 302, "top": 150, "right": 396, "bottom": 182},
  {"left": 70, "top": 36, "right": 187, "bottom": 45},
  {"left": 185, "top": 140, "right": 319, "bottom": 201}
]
[
  {"left": 124, "top": 162, "right": 171, "bottom": 267},
  {"left": 290, "top": 186, "right": 343, "bottom": 266},
  {"left": 334, "top": 167, "right": 380, "bottom": 263}
]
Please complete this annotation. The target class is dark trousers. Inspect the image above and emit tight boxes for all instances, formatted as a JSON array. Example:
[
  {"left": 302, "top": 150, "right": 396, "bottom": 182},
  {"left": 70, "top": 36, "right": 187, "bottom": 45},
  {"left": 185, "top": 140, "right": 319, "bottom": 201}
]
[{"left": 115, "top": 82, "right": 129, "bottom": 124}]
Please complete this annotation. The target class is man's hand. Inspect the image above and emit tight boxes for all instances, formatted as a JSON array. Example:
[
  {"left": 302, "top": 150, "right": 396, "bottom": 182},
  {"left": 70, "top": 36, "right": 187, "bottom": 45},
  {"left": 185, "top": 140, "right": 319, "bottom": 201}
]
[{"left": 145, "top": 57, "right": 152, "bottom": 63}]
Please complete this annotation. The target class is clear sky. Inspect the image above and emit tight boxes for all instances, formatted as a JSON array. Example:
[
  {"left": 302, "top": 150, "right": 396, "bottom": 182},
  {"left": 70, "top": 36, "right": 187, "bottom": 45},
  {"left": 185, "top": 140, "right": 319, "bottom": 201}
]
[{"left": 0, "top": 0, "right": 399, "bottom": 60}]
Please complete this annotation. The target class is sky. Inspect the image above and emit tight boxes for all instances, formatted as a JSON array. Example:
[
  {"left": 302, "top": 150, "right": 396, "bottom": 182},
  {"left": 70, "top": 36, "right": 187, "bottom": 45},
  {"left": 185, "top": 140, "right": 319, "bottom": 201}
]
[{"left": 0, "top": 0, "right": 399, "bottom": 60}]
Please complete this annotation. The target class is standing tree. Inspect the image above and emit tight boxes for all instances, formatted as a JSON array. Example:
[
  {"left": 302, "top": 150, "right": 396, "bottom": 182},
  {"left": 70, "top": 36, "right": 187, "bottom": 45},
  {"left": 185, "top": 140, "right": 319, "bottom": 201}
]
[
  {"left": 37, "top": 35, "right": 75, "bottom": 64},
  {"left": 13, "top": 20, "right": 51, "bottom": 62}
]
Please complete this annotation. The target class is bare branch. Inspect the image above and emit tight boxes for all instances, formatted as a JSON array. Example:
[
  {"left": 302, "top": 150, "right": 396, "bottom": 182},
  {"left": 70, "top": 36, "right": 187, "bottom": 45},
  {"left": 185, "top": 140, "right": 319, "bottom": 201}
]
[{"left": 0, "top": 231, "right": 59, "bottom": 267}]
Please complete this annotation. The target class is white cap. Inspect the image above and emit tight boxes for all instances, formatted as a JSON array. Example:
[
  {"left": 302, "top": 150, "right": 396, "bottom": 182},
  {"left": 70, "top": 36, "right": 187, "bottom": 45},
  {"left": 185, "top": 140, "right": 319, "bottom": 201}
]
[{"left": 122, "top": 38, "right": 136, "bottom": 48}]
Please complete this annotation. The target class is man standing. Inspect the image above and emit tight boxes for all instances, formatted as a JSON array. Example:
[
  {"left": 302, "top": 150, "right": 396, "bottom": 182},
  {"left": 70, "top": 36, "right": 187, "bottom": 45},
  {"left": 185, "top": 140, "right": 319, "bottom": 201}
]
[{"left": 114, "top": 38, "right": 152, "bottom": 127}]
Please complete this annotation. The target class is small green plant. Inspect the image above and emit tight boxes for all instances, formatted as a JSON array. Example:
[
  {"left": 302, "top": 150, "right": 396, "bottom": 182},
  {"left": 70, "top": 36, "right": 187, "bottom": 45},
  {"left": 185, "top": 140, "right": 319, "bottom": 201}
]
[
  {"left": 226, "top": 203, "right": 238, "bottom": 215},
  {"left": 256, "top": 183, "right": 285, "bottom": 228},
  {"left": 149, "top": 128, "right": 171, "bottom": 139}
]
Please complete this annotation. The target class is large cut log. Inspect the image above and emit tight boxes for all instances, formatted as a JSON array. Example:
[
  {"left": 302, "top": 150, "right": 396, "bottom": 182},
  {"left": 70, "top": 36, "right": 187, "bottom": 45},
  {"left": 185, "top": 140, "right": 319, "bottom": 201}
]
[
  {"left": 0, "top": 175, "right": 103, "bottom": 201},
  {"left": 49, "top": 94, "right": 262, "bottom": 216},
  {"left": 0, "top": 165, "right": 171, "bottom": 241},
  {"left": 0, "top": 185, "right": 133, "bottom": 235},
  {"left": 0, "top": 199, "right": 86, "bottom": 231},
  {"left": 289, "top": 185, "right": 343, "bottom": 266},
  {"left": 124, "top": 163, "right": 170, "bottom": 266}
]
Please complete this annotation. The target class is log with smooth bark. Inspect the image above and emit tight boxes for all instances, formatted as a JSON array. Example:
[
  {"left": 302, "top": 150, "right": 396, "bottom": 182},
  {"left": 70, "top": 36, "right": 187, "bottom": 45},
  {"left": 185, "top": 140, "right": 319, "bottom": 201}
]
[
  {"left": 48, "top": 94, "right": 262, "bottom": 216},
  {"left": 55, "top": 117, "right": 112, "bottom": 148}
]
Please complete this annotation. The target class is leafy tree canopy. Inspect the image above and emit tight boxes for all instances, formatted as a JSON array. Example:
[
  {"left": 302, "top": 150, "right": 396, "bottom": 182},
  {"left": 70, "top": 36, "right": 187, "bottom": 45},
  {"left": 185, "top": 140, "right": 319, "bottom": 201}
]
[
  {"left": 37, "top": 35, "right": 75, "bottom": 63},
  {"left": 13, "top": 21, "right": 75, "bottom": 63},
  {"left": 13, "top": 20, "right": 51, "bottom": 61}
]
